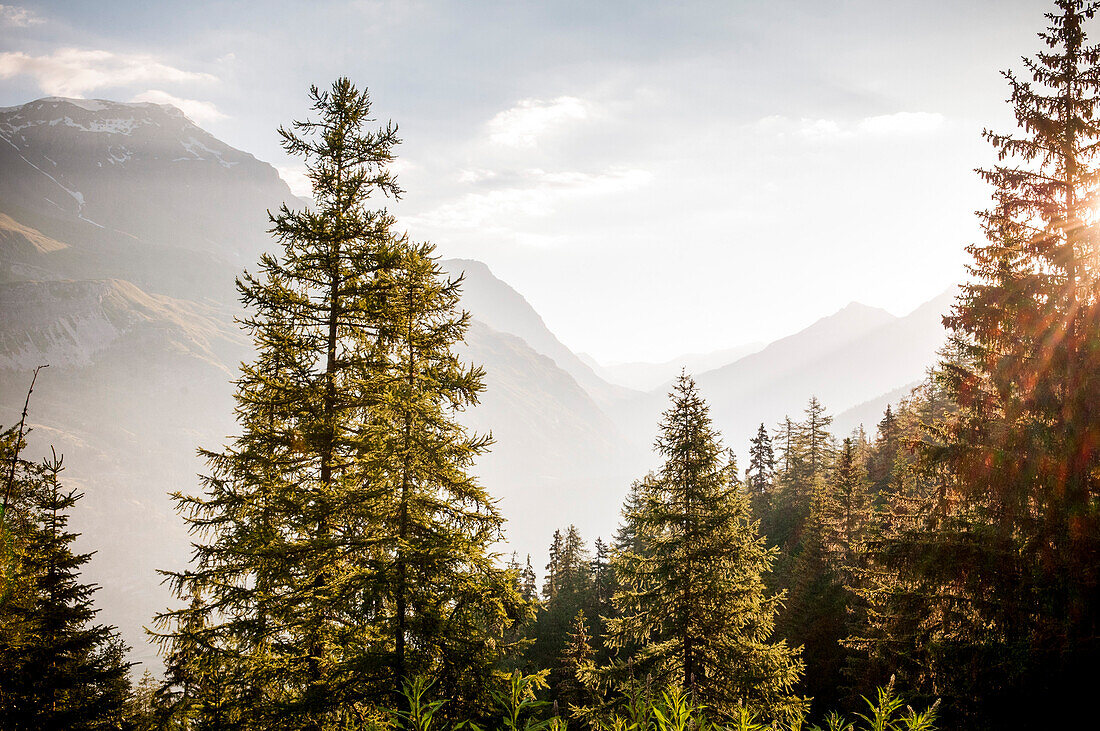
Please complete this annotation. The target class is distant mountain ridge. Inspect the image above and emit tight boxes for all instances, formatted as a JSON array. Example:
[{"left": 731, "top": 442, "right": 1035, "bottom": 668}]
[
  {"left": 606, "top": 296, "right": 954, "bottom": 468},
  {"left": 583, "top": 342, "right": 765, "bottom": 392}
]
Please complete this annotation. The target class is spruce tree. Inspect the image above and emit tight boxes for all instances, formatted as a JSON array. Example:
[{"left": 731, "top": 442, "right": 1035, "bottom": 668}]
[
  {"left": 821, "top": 438, "right": 873, "bottom": 576},
  {"left": 529, "top": 525, "right": 595, "bottom": 700},
  {"left": 520, "top": 556, "right": 539, "bottom": 605},
  {"left": 847, "top": 375, "right": 963, "bottom": 716},
  {"left": 866, "top": 406, "right": 900, "bottom": 494},
  {"left": 605, "top": 374, "right": 804, "bottom": 720},
  {"left": 746, "top": 423, "right": 776, "bottom": 497},
  {"left": 556, "top": 611, "right": 595, "bottom": 711},
  {"left": 872, "top": 1, "right": 1100, "bottom": 724},
  {"left": 796, "top": 396, "right": 835, "bottom": 484},
  {"left": 780, "top": 475, "right": 850, "bottom": 721},
  {"left": 772, "top": 416, "right": 798, "bottom": 475},
  {"left": 0, "top": 445, "right": 133, "bottom": 730}
]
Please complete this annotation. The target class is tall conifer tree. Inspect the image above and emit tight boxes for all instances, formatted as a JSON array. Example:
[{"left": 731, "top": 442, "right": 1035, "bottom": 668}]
[
  {"left": 367, "top": 240, "right": 523, "bottom": 710},
  {"left": 605, "top": 374, "right": 803, "bottom": 720},
  {"left": 156, "top": 78, "right": 517, "bottom": 726},
  {"left": 0, "top": 445, "right": 133, "bottom": 730},
  {"left": 888, "top": 1, "right": 1100, "bottom": 723},
  {"left": 746, "top": 423, "right": 776, "bottom": 497}
]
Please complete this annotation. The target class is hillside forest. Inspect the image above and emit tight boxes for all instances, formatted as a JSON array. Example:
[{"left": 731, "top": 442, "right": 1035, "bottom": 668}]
[{"left": 3, "top": 1, "right": 1100, "bottom": 729}]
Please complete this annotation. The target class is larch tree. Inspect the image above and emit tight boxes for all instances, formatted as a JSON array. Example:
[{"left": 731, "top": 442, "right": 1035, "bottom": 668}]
[
  {"left": 156, "top": 78, "right": 404, "bottom": 728},
  {"left": 155, "top": 78, "right": 518, "bottom": 727},
  {"left": 605, "top": 374, "right": 804, "bottom": 721},
  {"left": 367, "top": 240, "right": 524, "bottom": 712}
]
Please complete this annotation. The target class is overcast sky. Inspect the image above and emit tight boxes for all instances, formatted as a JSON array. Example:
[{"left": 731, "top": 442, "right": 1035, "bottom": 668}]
[{"left": 0, "top": 0, "right": 1048, "bottom": 363}]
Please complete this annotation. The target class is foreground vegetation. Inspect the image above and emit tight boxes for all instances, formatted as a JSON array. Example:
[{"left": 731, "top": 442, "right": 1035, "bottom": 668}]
[{"left": 3, "top": 1, "right": 1100, "bottom": 728}]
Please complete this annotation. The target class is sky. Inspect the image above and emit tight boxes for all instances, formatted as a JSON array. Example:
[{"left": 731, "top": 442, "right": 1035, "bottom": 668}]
[{"left": 0, "top": 0, "right": 1048, "bottom": 363}]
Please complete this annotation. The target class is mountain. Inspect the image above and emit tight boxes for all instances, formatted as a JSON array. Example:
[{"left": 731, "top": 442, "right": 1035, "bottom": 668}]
[
  {"left": 0, "top": 97, "right": 635, "bottom": 667},
  {"left": 834, "top": 381, "right": 923, "bottom": 436},
  {"left": 587, "top": 342, "right": 766, "bottom": 392},
  {"left": 606, "top": 296, "right": 954, "bottom": 461},
  {"left": 690, "top": 294, "right": 954, "bottom": 449},
  {"left": 0, "top": 96, "right": 299, "bottom": 302},
  {"left": 440, "top": 258, "right": 637, "bottom": 407},
  {"left": 456, "top": 321, "right": 633, "bottom": 553},
  {"left": 0, "top": 94, "right": 957, "bottom": 669},
  {"left": 0, "top": 277, "right": 247, "bottom": 670}
]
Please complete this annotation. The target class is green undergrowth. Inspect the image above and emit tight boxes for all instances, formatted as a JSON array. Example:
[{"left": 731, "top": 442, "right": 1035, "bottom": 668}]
[{"left": 345, "top": 672, "right": 937, "bottom": 731}]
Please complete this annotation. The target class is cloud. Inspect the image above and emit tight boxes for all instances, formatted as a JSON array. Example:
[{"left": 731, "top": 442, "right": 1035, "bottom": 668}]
[
  {"left": 756, "top": 111, "right": 946, "bottom": 142},
  {"left": 0, "top": 4, "right": 44, "bottom": 27},
  {"left": 0, "top": 48, "right": 216, "bottom": 97},
  {"left": 130, "top": 89, "right": 225, "bottom": 124},
  {"left": 486, "top": 96, "right": 591, "bottom": 148},
  {"left": 407, "top": 167, "right": 652, "bottom": 232}
]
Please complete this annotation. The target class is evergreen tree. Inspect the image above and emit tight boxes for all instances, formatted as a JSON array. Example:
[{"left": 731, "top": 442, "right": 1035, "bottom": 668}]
[
  {"left": 368, "top": 240, "right": 523, "bottom": 710},
  {"left": 589, "top": 538, "right": 614, "bottom": 665},
  {"left": 156, "top": 591, "right": 236, "bottom": 730},
  {"left": 529, "top": 526, "right": 595, "bottom": 700},
  {"left": 796, "top": 396, "right": 835, "bottom": 484},
  {"left": 761, "top": 397, "right": 838, "bottom": 600},
  {"left": 847, "top": 375, "right": 963, "bottom": 716},
  {"left": 0, "top": 445, "right": 133, "bottom": 730},
  {"left": 556, "top": 611, "right": 595, "bottom": 712},
  {"left": 591, "top": 538, "right": 612, "bottom": 609},
  {"left": 155, "top": 78, "right": 518, "bottom": 726},
  {"left": 746, "top": 423, "right": 776, "bottom": 497},
  {"left": 821, "top": 438, "right": 874, "bottom": 576},
  {"left": 543, "top": 530, "right": 564, "bottom": 602},
  {"left": 611, "top": 479, "right": 651, "bottom": 560},
  {"left": 866, "top": 406, "right": 900, "bottom": 494},
  {"left": 772, "top": 416, "right": 798, "bottom": 476},
  {"left": 605, "top": 374, "right": 804, "bottom": 720},
  {"left": 520, "top": 556, "right": 539, "bottom": 605},
  {"left": 858, "top": 2, "right": 1100, "bottom": 725},
  {"left": 779, "top": 475, "right": 850, "bottom": 721},
  {"left": 156, "top": 78, "right": 404, "bottom": 728}
]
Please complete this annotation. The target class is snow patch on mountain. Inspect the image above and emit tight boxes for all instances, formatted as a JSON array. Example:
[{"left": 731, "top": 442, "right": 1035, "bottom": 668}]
[{"left": 179, "top": 135, "right": 237, "bottom": 167}]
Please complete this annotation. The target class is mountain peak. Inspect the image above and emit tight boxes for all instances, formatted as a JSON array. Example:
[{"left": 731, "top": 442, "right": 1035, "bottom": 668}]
[
  {"left": 12, "top": 95, "right": 188, "bottom": 117},
  {"left": 835, "top": 300, "right": 893, "bottom": 317},
  {"left": 0, "top": 94, "right": 293, "bottom": 264}
]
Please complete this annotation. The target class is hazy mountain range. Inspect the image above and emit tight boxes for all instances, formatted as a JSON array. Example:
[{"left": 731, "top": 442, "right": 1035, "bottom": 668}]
[{"left": 0, "top": 97, "right": 953, "bottom": 667}]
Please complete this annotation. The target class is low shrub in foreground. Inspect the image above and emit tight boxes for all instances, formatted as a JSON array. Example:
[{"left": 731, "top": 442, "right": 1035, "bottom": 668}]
[{"left": 349, "top": 672, "right": 938, "bottom": 731}]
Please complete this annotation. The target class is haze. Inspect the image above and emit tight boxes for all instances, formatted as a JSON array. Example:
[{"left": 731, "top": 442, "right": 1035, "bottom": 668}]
[{"left": 0, "top": 0, "right": 1044, "bottom": 363}]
